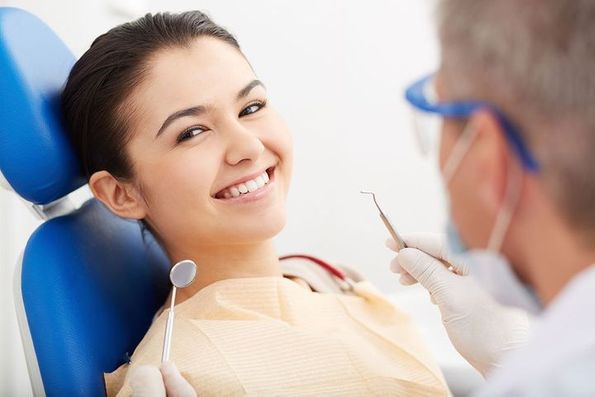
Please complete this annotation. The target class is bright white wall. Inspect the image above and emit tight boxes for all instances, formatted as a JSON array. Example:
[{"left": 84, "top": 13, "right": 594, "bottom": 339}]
[{"left": 0, "top": 1, "right": 457, "bottom": 395}]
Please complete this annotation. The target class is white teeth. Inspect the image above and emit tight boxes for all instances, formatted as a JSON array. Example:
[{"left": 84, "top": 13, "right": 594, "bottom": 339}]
[
  {"left": 246, "top": 180, "right": 258, "bottom": 192},
  {"left": 218, "top": 170, "right": 271, "bottom": 199}
]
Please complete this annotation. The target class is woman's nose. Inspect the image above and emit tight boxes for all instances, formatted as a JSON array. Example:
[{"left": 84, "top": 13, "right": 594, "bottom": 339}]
[{"left": 224, "top": 121, "right": 265, "bottom": 166}]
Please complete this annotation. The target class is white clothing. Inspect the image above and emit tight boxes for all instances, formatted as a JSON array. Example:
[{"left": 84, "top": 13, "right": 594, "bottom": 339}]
[{"left": 474, "top": 265, "right": 595, "bottom": 396}]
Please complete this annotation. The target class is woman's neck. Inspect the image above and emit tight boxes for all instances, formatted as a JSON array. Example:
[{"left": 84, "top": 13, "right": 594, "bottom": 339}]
[{"left": 169, "top": 239, "right": 282, "bottom": 305}]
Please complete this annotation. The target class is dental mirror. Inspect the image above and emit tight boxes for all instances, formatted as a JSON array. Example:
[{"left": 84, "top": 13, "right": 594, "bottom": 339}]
[
  {"left": 162, "top": 259, "right": 197, "bottom": 362},
  {"left": 170, "top": 259, "right": 197, "bottom": 288}
]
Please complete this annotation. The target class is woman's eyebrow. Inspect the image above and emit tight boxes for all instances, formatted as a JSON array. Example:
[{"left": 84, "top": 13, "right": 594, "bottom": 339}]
[
  {"left": 156, "top": 105, "right": 207, "bottom": 138},
  {"left": 237, "top": 79, "right": 265, "bottom": 100}
]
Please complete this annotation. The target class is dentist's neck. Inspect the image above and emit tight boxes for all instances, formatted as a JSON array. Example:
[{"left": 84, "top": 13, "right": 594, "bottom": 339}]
[
  {"left": 171, "top": 239, "right": 282, "bottom": 304},
  {"left": 508, "top": 184, "right": 595, "bottom": 306},
  {"left": 515, "top": 222, "right": 595, "bottom": 306}
]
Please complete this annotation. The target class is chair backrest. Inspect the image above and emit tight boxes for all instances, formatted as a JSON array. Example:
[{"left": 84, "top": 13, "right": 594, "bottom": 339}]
[{"left": 0, "top": 7, "right": 170, "bottom": 396}]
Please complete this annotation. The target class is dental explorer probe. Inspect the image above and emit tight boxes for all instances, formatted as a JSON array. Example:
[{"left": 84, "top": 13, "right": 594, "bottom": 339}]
[
  {"left": 162, "top": 259, "right": 197, "bottom": 363},
  {"left": 360, "top": 190, "right": 407, "bottom": 251}
]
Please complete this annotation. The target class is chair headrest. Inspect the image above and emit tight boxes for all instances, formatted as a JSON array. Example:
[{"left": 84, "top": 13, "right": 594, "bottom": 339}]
[
  {"left": 21, "top": 198, "right": 170, "bottom": 395},
  {"left": 0, "top": 7, "right": 85, "bottom": 205}
]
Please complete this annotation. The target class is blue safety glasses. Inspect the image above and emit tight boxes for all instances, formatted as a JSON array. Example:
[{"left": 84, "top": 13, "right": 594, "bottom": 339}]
[{"left": 404, "top": 74, "right": 539, "bottom": 173}]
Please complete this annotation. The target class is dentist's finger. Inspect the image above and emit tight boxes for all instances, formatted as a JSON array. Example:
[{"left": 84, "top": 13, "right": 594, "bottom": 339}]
[
  {"left": 160, "top": 362, "right": 197, "bottom": 397},
  {"left": 390, "top": 256, "right": 418, "bottom": 285},
  {"left": 402, "top": 233, "right": 449, "bottom": 261},
  {"left": 399, "top": 273, "right": 418, "bottom": 286},
  {"left": 402, "top": 234, "right": 470, "bottom": 276},
  {"left": 130, "top": 365, "right": 166, "bottom": 397},
  {"left": 397, "top": 248, "right": 456, "bottom": 294},
  {"left": 389, "top": 256, "right": 403, "bottom": 273},
  {"left": 385, "top": 238, "right": 402, "bottom": 253}
]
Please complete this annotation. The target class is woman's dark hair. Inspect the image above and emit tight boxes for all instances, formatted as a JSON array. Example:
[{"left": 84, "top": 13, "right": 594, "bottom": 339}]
[{"left": 61, "top": 11, "right": 240, "bottom": 180}]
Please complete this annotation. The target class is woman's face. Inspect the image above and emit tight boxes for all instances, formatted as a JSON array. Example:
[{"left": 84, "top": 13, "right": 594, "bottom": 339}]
[{"left": 124, "top": 37, "right": 293, "bottom": 256}]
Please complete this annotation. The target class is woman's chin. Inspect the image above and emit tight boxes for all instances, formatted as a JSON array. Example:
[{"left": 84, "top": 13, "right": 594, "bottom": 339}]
[{"left": 231, "top": 212, "right": 287, "bottom": 244}]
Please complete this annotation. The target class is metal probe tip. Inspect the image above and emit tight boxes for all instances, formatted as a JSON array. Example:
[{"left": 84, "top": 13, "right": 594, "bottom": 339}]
[
  {"left": 360, "top": 190, "right": 382, "bottom": 213},
  {"left": 360, "top": 189, "right": 407, "bottom": 250}
]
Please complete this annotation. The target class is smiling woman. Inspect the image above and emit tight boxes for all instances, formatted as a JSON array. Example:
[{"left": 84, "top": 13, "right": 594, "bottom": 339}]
[{"left": 61, "top": 11, "right": 450, "bottom": 397}]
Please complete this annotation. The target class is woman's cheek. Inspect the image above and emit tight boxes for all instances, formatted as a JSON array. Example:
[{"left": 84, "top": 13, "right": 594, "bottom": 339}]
[{"left": 270, "top": 118, "right": 294, "bottom": 162}]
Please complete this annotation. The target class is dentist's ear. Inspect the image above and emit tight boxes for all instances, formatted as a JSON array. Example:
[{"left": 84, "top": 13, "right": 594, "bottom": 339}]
[
  {"left": 467, "top": 110, "right": 512, "bottom": 214},
  {"left": 89, "top": 170, "right": 147, "bottom": 220}
]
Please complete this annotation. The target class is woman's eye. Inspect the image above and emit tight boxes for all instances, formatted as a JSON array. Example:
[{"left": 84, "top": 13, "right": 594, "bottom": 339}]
[
  {"left": 239, "top": 101, "right": 266, "bottom": 117},
  {"left": 176, "top": 126, "right": 206, "bottom": 143}
]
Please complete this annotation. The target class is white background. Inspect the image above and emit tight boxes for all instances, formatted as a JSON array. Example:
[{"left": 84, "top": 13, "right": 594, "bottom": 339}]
[{"left": 0, "top": 1, "right": 479, "bottom": 395}]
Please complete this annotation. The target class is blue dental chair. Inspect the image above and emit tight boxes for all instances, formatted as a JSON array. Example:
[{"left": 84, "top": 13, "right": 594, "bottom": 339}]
[{"left": 0, "top": 7, "right": 170, "bottom": 396}]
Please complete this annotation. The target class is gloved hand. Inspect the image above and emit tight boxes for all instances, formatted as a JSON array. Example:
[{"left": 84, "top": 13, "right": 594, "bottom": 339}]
[
  {"left": 387, "top": 233, "right": 531, "bottom": 377},
  {"left": 129, "top": 361, "right": 197, "bottom": 397}
]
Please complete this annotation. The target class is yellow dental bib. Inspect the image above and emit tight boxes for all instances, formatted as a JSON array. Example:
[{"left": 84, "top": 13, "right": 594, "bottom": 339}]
[{"left": 105, "top": 272, "right": 450, "bottom": 396}]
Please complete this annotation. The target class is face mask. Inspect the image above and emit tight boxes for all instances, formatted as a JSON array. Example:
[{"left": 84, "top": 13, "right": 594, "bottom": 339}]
[
  {"left": 442, "top": 122, "right": 543, "bottom": 313},
  {"left": 446, "top": 219, "right": 542, "bottom": 313}
]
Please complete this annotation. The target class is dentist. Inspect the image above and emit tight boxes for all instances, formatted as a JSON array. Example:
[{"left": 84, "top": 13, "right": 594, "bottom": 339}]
[{"left": 388, "top": 0, "right": 595, "bottom": 395}]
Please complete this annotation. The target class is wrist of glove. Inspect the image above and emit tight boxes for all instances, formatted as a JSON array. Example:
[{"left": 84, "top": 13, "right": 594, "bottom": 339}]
[{"left": 387, "top": 233, "right": 531, "bottom": 377}]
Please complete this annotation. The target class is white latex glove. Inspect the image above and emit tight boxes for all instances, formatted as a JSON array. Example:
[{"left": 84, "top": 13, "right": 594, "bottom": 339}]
[
  {"left": 387, "top": 233, "right": 531, "bottom": 377},
  {"left": 129, "top": 362, "right": 197, "bottom": 397}
]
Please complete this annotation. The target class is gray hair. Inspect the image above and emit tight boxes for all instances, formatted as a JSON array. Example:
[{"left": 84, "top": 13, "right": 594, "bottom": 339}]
[{"left": 437, "top": 0, "right": 595, "bottom": 239}]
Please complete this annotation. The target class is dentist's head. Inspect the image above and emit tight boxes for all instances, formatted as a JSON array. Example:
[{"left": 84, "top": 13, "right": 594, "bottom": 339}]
[
  {"left": 434, "top": 0, "right": 595, "bottom": 304},
  {"left": 62, "top": 12, "right": 293, "bottom": 277}
]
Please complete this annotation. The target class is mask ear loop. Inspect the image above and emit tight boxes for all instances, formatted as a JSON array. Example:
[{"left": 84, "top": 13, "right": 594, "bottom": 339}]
[
  {"left": 487, "top": 157, "right": 523, "bottom": 252},
  {"left": 442, "top": 114, "right": 524, "bottom": 253},
  {"left": 442, "top": 120, "right": 480, "bottom": 185}
]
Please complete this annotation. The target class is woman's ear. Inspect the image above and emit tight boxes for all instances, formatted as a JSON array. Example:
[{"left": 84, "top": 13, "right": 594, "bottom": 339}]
[{"left": 89, "top": 170, "right": 147, "bottom": 219}]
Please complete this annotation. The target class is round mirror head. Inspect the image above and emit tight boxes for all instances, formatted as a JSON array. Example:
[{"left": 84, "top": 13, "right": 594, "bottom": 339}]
[{"left": 169, "top": 260, "right": 197, "bottom": 288}]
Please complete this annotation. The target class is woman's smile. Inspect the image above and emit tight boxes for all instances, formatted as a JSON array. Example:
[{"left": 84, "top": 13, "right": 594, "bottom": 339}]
[{"left": 213, "top": 166, "right": 277, "bottom": 204}]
